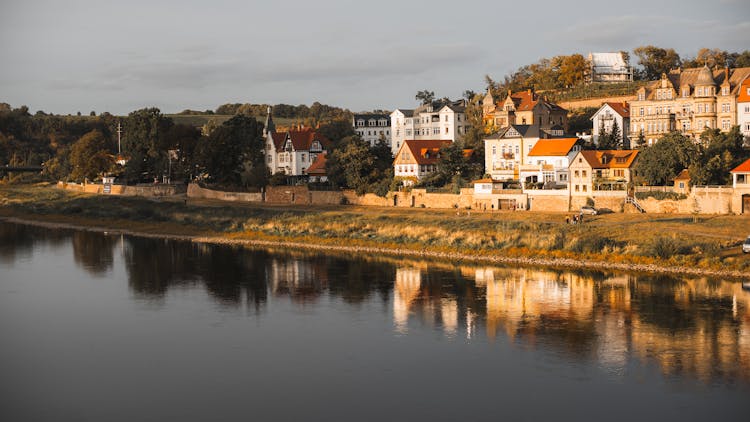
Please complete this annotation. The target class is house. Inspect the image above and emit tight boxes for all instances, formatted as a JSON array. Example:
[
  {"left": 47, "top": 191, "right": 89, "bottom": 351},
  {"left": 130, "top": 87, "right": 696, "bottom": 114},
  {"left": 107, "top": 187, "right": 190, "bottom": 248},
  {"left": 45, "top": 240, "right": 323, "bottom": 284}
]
[
  {"left": 353, "top": 113, "right": 391, "bottom": 148},
  {"left": 520, "top": 138, "right": 582, "bottom": 189},
  {"left": 472, "top": 178, "right": 502, "bottom": 195},
  {"left": 264, "top": 107, "right": 332, "bottom": 178},
  {"left": 390, "top": 100, "right": 467, "bottom": 156},
  {"left": 586, "top": 52, "right": 633, "bottom": 83},
  {"left": 484, "top": 124, "right": 566, "bottom": 182},
  {"left": 629, "top": 66, "right": 750, "bottom": 146},
  {"left": 591, "top": 102, "right": 630, "bottom": 148},
  {"left": 731, "top": 158, "right": 750, "bottom": 213},
  {"left": 482, "top": 88, "right": 568, "bottom": 134},
  {"left": 737, "top": 77, "right": 750, "bottom": 141},
  {"left": 306, "top": 152, "right": 328, "bottom": 183},
  {"left": 569, "top": 150, "right": 639, "bottom": 196},
  {"left": 673, "top": 169, "right": 691, "bottom": 194},
  {"left": 393, "top": 139, "right": 450, "bottom": 184}
]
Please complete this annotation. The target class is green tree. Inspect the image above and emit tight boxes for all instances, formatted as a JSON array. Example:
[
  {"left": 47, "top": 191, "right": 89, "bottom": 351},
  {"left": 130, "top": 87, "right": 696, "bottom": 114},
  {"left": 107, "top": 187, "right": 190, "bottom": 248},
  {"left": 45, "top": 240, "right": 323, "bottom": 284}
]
[
  {"left": 193, "top": 115, "right": 265, "bottom": 187},
  {"left": 122, "top": 108, "right": 174, "bottom": 182},
  {"left": 635, "top": 132, "right": 700, "bottom": 185},
  {"left": 69, "top": 130, "right": 113, "bottom": 182},
  {"left": 598, "top": 120, "right": 621, "bottom": 150},
  {"left": 415, "top": 90, "right": 435, "bottom": 105},
  {"left": 690, "top": 127, "right": 748, "bottom": 185},
  {"left": 317, "top": 120, "right": 355, "bottom": 147},
  {"left": 325, "top": 136, "right": 392, "bottom": 194},
  {"left": 633, "top": 46, "right": 681, "bottom": 80}
]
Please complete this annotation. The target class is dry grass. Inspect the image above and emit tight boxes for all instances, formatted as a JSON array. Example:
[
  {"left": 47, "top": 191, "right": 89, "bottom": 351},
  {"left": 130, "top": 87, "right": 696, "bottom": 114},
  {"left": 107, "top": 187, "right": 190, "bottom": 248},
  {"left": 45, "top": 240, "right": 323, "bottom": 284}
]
[{"left": 2, "top": 184, "right": 749, "bottom": 273}]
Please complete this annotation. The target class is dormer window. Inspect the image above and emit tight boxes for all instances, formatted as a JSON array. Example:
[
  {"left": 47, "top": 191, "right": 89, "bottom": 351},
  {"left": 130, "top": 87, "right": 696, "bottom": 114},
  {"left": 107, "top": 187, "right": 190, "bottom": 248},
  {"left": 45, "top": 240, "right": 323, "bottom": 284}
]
[
  {"left": 311, "top": 140, "right": 322, "bottom": 152},
  {"left": 638, "top": 92, "right": 645, "bottom": 101},
  {"left": 722, "top": 86, "right": 729, "bottom": 95},
  {"left": 357, "top": 119, "right": 365, "bottom": 127},
  {"left": 682, "top": 88, "right": 689, "bottom": 97}
]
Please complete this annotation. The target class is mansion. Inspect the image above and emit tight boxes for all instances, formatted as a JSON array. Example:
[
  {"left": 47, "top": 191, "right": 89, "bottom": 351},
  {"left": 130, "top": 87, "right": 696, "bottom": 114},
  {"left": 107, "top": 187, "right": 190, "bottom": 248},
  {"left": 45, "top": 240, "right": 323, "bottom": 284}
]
[
  {"left": 263, "top": 108, "right": 331, "bottom": 177},
  {"left": 482, "top": 88, "right": 568, "bottom": 134},
  {"left": 353, "top": 113, "right": 391, "bottom": 147},
  {"left": 629, "top": 65, "right": 750, "bottom": 146},
  {"left": 390, "top": 100, "right": 468, "bottom": 156}
]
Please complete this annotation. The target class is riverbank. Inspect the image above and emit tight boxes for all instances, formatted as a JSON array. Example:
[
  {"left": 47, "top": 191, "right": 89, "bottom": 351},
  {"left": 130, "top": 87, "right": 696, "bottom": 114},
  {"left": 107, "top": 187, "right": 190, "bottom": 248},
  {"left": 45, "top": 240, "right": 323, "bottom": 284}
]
[{"left": 1, "top": 183, "right": 749, "bottom": 279}]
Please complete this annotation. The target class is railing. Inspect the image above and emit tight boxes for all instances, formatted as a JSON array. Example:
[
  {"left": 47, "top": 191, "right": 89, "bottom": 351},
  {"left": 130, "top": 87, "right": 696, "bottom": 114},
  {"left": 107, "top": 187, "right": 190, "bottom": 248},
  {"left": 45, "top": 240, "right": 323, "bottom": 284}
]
[{"left": 625, "top": 196, "right": 645, "bottom": 213}]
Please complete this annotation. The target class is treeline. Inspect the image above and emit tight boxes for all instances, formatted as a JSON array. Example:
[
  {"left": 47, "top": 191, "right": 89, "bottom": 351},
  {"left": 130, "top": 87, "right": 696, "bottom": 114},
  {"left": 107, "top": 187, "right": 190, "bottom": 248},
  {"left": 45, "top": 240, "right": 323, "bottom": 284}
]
[
  {"left": 485, "top": 46, "right": 750, "bottom": 98},
  {"left": 178, "top": 101, "right": 352, "bottom": 122}
]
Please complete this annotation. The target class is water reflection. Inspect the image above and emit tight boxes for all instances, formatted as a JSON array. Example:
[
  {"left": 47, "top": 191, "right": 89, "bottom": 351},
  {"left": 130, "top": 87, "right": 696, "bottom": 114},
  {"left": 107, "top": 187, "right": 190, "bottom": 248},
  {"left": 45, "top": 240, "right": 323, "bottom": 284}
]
[{"left": 2, "top": 221, "right": 749, "bottom": 385}]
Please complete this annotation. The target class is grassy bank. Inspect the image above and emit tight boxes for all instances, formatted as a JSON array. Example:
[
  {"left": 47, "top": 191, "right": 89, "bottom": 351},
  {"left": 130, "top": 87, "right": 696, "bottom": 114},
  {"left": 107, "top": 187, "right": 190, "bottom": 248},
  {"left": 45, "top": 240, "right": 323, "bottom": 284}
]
[{"left": 1, "top": 184, "right": 749, "bottom": 277}]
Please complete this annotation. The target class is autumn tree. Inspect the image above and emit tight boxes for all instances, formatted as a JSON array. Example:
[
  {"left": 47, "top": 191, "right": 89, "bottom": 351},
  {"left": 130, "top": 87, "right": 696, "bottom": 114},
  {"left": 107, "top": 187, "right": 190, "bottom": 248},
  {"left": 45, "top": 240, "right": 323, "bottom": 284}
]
[
  {"left": 556, "top": 54, "right": 588, "bottom": 88},
  {"left": 69, "top": 130, "right": 113, "bottom": 182}
]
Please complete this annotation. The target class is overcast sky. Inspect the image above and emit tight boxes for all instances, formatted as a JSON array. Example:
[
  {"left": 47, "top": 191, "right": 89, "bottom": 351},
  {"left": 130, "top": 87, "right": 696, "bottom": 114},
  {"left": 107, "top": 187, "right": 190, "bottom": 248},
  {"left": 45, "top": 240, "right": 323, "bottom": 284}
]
[{"left": 2, "top": 0, "right": 749, "bottom": 115}]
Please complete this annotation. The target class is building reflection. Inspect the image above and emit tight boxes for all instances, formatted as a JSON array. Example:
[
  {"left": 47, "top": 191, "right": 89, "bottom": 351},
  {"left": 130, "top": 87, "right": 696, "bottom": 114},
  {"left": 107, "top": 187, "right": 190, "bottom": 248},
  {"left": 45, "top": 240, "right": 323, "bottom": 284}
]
[{"left": 476, "top": 267, "right": 750, "bottom": 383}]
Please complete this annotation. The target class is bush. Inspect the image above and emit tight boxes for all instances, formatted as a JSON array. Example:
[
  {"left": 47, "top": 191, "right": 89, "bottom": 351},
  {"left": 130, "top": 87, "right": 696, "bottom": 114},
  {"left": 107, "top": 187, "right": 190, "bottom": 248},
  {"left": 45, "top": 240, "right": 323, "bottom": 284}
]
[
  {"left": 642, "top": 236, "right": 690, "bottom": 259},
  {"left": 635, "top": 191, "right": 687, "bottom": 201},
  {"left": 569, "top": 234, "right": 623, "bottom": 253}
]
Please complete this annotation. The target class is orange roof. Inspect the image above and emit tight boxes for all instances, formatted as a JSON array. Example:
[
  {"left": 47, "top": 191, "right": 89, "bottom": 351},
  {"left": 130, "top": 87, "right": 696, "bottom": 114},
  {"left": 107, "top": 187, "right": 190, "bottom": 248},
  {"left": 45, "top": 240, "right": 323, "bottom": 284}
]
[
  {"left": 731, "top": 157, "right": 750, "bottom": 173},
  {"left": 579, "top": 150, "right": 639, "bottom": 169},
  {"left": 738, "top": 78, "right": 750, "bottom": 103},
  {"left": 604, "top": 102, "right": 630, "bottom": 117},
  {"left": 673, "top": 169, "right": 690, "bottom": 180},
  {"left": 528, "top": 138, "right": 579, "bottom": 156},
  {"left": 306, "top": 152, "right": 327, "bottom": 175},
  {"left": 271, "top": 128, "right": 332, "bottom": 151},
  {"left": 511, "top": 90, "right": 537, "bottom": 111},
  {"left": 402, "top": 139, "right": 451, "bottom": 165}
]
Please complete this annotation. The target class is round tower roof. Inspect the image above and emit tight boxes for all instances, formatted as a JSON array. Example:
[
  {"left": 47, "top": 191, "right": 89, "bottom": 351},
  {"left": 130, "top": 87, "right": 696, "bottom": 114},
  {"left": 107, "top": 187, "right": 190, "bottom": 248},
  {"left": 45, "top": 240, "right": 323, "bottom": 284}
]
[{"left": 696, "top": 65, "right": 715, "bottom": 86}]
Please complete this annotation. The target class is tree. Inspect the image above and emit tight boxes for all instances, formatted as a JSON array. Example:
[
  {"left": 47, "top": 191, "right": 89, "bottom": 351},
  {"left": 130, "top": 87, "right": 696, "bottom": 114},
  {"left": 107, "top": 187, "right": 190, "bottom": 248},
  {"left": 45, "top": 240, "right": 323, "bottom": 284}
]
[
  {"left": 415, "top": 90, "right": 435, "bottom": 105},
  {"left": 633, "top": 46, "right": 681, "bottom": 80},
  {"left": 193, "top": 115, "right": 265, "bottom": 187},
  {"left": 325, "top": 136, "right": 391, "bottom": 194},
  {"left": 556, "top": 54, "right": 587, "bottom": 88},
  {"left": 635, "top": 132, "right": 700, "bottom": 185},
  {"left": 690, "top": 127, "right": 749, "bottom": 185},
  {"left": 317, "top": 120, "right": 355, "bottom": 147},
  {"left": 69, "top": 130, "right": 113, "bottom": 182},
  {"left": 598, "top": 120, "right": 621, "bottom": 150},
  {"left": 122, "top": 108, "right": 174, "bottom": 182},
  {"left": 732, "top": 50, "right": 750, "bottom": 68}
]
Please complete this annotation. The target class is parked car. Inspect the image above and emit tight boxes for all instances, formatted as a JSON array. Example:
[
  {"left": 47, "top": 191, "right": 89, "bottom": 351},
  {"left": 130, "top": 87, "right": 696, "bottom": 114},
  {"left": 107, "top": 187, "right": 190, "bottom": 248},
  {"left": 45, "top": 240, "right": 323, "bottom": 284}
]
[
  {"left": 743, "top": 236, "right": 750, "bottom": 254},
  {"left": 580, "top": 206, "right": 598, "bottom": 215}
]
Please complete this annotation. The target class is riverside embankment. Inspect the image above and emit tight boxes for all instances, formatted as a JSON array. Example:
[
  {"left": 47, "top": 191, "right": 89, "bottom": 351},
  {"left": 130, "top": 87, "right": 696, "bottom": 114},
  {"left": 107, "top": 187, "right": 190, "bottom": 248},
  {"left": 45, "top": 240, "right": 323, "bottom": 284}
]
[{"left": 1, "top": 184, "right": 749, "bottom": 279}]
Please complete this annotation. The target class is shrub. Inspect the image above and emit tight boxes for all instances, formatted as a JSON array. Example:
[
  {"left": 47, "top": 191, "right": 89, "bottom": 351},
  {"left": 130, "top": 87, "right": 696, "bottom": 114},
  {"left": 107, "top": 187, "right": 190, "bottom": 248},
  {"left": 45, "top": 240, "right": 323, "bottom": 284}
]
[
  {"left": 642, "top": 236, "right": 689, "bottom": 259},
  {"left": 569, "top": 234, "right": 622, "bottom": 254},
  {"left": 635, "top": 191, "right": 687, "bottom": 201}
]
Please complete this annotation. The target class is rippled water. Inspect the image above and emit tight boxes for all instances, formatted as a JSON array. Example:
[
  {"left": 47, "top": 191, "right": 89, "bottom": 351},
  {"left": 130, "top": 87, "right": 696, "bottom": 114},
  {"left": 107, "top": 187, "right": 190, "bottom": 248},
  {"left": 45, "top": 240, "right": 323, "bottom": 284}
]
[{"left": 0, "top": 222, "right": 748, "bottom": 421}]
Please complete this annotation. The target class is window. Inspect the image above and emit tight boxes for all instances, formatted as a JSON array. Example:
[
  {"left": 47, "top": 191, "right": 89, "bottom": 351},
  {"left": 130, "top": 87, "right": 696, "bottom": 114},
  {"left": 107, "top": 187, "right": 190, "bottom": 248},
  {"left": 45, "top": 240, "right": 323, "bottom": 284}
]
[
  {"left": 445, "top": 127, "right": 449, "bottom": 134},
  {"left": 682, "top": 88, "right": 689, "bottom": 97},
  {"left": 722, "top": 119, "right": 730, "bottom": 130},
  {"left": 582, "top": 170, "right": 587, "bottom": 178},
  {"left": 433, "top": 128, "right": 440, "bottom": 135},
  {"left": 444, "top": 115, "right": 448, "bottom": 122},
  {"left": 722, "top": 86, "right": 729, "bottom": 95},
  {"left": 639, "top": 107, "right": 644, "bottom": 116},
  {"left": 697, "top": 87, "right": 704, "bottom": 96},
  {"left": 582, "top": 185, "right": 587, "bottom": 192},
  {"left": 722, "top": 103, "right": 730, "bottom": 113},
  {"left": 574, "top": 170, "right": 580, "bottom": 177},
  {"left": 357, "top": 119, "right": 364, "bottom": 127},
  {"left": 575, "top": 185, "right": 580, "bottom": 192},
  {"left": 492, "top": 146, "right": 496, "bottom": 155},
  {"left": 638, "top": 92, "right": 645, "bottom": 101}
]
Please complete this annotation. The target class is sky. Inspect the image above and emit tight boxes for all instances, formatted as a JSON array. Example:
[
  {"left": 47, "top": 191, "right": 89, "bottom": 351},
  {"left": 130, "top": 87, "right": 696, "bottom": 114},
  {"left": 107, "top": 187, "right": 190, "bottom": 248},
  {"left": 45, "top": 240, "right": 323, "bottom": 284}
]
[{"left": 1, "top": 0, "right": 749, "bottom": 115}]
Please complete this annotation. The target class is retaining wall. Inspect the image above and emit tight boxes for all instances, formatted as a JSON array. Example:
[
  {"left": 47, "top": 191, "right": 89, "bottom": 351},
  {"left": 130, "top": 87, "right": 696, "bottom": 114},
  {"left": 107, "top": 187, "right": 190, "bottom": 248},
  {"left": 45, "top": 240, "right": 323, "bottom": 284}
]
[{"left": 187, "top": 183, "right": 262, "bottom": 202}]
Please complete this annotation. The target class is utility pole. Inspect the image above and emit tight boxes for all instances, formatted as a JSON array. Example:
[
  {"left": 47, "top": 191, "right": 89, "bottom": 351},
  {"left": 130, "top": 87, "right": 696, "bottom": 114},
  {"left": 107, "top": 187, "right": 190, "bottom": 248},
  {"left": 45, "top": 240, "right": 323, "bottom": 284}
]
[{"left": 116, "top": 121, "right": 122, "bottom": 154}]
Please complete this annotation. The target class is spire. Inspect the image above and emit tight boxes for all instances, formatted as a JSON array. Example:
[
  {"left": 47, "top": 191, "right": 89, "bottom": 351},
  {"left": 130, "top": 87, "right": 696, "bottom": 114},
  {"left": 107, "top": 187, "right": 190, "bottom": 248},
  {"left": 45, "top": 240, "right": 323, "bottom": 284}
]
[{"left": 263, "top": 105, "right": 275, "bottom": 136}]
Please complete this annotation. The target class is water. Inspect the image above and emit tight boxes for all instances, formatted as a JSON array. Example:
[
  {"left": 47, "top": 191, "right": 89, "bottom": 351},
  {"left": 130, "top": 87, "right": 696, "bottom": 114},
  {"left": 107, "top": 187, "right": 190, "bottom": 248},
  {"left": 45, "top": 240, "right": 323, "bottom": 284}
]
[{"left": 0, "top": 221, "right": 748, "bottom": 421}]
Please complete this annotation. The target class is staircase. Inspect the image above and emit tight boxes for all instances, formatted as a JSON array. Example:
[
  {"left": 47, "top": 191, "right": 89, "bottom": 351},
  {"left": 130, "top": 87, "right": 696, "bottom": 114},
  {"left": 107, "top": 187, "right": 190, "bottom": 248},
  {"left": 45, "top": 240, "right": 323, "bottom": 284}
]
[{"left": 625, "top": 195, "right": 645, "bottom": 213}]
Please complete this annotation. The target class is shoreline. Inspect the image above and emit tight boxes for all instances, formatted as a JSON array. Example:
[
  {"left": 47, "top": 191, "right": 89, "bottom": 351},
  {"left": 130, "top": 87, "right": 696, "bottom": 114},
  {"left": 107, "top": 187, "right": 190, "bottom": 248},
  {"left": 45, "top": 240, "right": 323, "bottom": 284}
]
[{"left": 3, "top": 215, "right": 749, "bottom": 281}]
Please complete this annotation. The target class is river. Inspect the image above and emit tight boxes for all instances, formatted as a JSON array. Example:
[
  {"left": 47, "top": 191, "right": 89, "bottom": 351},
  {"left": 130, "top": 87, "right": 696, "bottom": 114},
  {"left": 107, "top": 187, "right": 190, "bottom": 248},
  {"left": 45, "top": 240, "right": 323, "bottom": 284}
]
[{"left": 0, "top": 221, "right": 748, "bottom": 421}]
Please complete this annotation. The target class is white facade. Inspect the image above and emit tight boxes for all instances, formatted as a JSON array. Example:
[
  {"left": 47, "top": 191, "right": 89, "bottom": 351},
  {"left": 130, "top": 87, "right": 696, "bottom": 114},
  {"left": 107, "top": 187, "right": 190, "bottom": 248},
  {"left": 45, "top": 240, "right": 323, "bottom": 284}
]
[
  {"left": 353, "top": 114, "right": 391, "bottom": 148},
  {"left": 519, "top": 140, "right": 581, "bottom": 188},
  {"left": 265, "top": 131, "right": 326, "bottom": 177},
  {"left": 591, "top": 103, "right": 630, "bottom": 148},
  {"left": 390, "top": 102, "right": 467, "bottom": 156}
]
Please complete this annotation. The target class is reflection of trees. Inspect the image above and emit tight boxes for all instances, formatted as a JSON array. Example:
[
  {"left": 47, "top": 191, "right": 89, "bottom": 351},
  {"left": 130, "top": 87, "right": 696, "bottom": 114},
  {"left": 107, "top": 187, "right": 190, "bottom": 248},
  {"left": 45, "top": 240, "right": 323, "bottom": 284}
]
[
  {"left": 0, "top": 222, "right": 70, "bottom": 264},
  {"left": 71, "top": 231, "right": 116, "bottom": 275}
]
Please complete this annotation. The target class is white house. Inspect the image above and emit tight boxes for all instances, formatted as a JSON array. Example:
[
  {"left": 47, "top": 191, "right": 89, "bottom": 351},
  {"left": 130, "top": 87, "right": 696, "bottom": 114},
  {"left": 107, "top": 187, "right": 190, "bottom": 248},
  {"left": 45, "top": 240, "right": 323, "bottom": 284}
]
[
  {"left": 390, "top": 100, "right": 467, "bottom": 156},
  {"left": 353, "top": 113, "right": 391, "bottom": 148},
  {"left": 483, "top": 124, "right": 569, "bottom": 182},
  {"left": 591, "top": 102, "right": 630, "bottom": 148},
  {"left": 393, "top": 139, "right": 450, "bottom": 184},
  {"left": 520, "top": 138, "right": 581, "bottom": 188},
  {"left": 586, "top": 52, "right": 633, "bottom": 83},
  {"left": 263, "top": 109, "right": 331, "bottom": 177}
]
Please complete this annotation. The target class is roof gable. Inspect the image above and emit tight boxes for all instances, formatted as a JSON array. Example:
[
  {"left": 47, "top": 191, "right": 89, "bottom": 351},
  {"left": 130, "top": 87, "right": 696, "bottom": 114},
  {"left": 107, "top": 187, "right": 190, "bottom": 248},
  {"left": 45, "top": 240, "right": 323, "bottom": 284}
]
[
  {"left": 579, "top": 150, "right": 639, "bottom": 169},
  {"left": 528, "top": 138, "right": 580, "bottom": 156}
]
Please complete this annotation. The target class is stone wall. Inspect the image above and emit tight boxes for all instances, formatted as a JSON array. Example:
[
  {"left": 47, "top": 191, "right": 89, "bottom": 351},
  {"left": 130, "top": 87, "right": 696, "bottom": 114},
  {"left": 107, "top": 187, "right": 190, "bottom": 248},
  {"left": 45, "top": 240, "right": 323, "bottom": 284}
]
[
  {"left": 529, "top": 193, "right": 570, "bottom": 212},
  {"left": 58, "top": 181, "right": 185, "bottom": 197},
  {"left": 265, "top": 186, "right": 344, "bottom": 205},
  {"left": 187, "top": 183, "right": 262, "bottom": 202},
  {"left": 638, "top": 187, "right": 736, "bottom": 214},
  {"left": 342, "top": 190, "right": 391, "bottom": 206}
]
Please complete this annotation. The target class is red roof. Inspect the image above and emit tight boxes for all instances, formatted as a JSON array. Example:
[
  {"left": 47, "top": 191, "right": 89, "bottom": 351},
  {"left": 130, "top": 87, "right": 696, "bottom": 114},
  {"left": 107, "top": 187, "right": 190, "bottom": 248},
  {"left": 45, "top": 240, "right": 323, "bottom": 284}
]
[
  {"left": 306, "top": 152, "right": 327, "bottom": 175},
  {"left": 731, "top": 157, "right": 750, "bottom": 173},
  {"left": 604, "top": 102, "right": 630, "bottom": 117},
  {"left": 511, "top": 90, "right": 537, "bottom": 111},
  {"left": 580, "top": 150, "right": 639, "bottom": 169},
  {"left": 528, "top": 138, "right": 579, "bottom": 156},
  {"left": 738, "top": 78, "right": 750, "bottom": 103},
  {"left": 401, "top": 139, "right": 451, "bottom": 165},
  {"left": 271, "top": 128, "right": 331, "bottom": 151}
]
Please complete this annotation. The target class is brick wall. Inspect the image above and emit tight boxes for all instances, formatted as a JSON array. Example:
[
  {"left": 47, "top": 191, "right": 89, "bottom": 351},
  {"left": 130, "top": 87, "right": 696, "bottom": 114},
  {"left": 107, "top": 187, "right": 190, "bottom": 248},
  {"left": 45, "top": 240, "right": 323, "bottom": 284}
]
[{"left": 187, "top": 184, "right": 262, "bottom": 202}]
